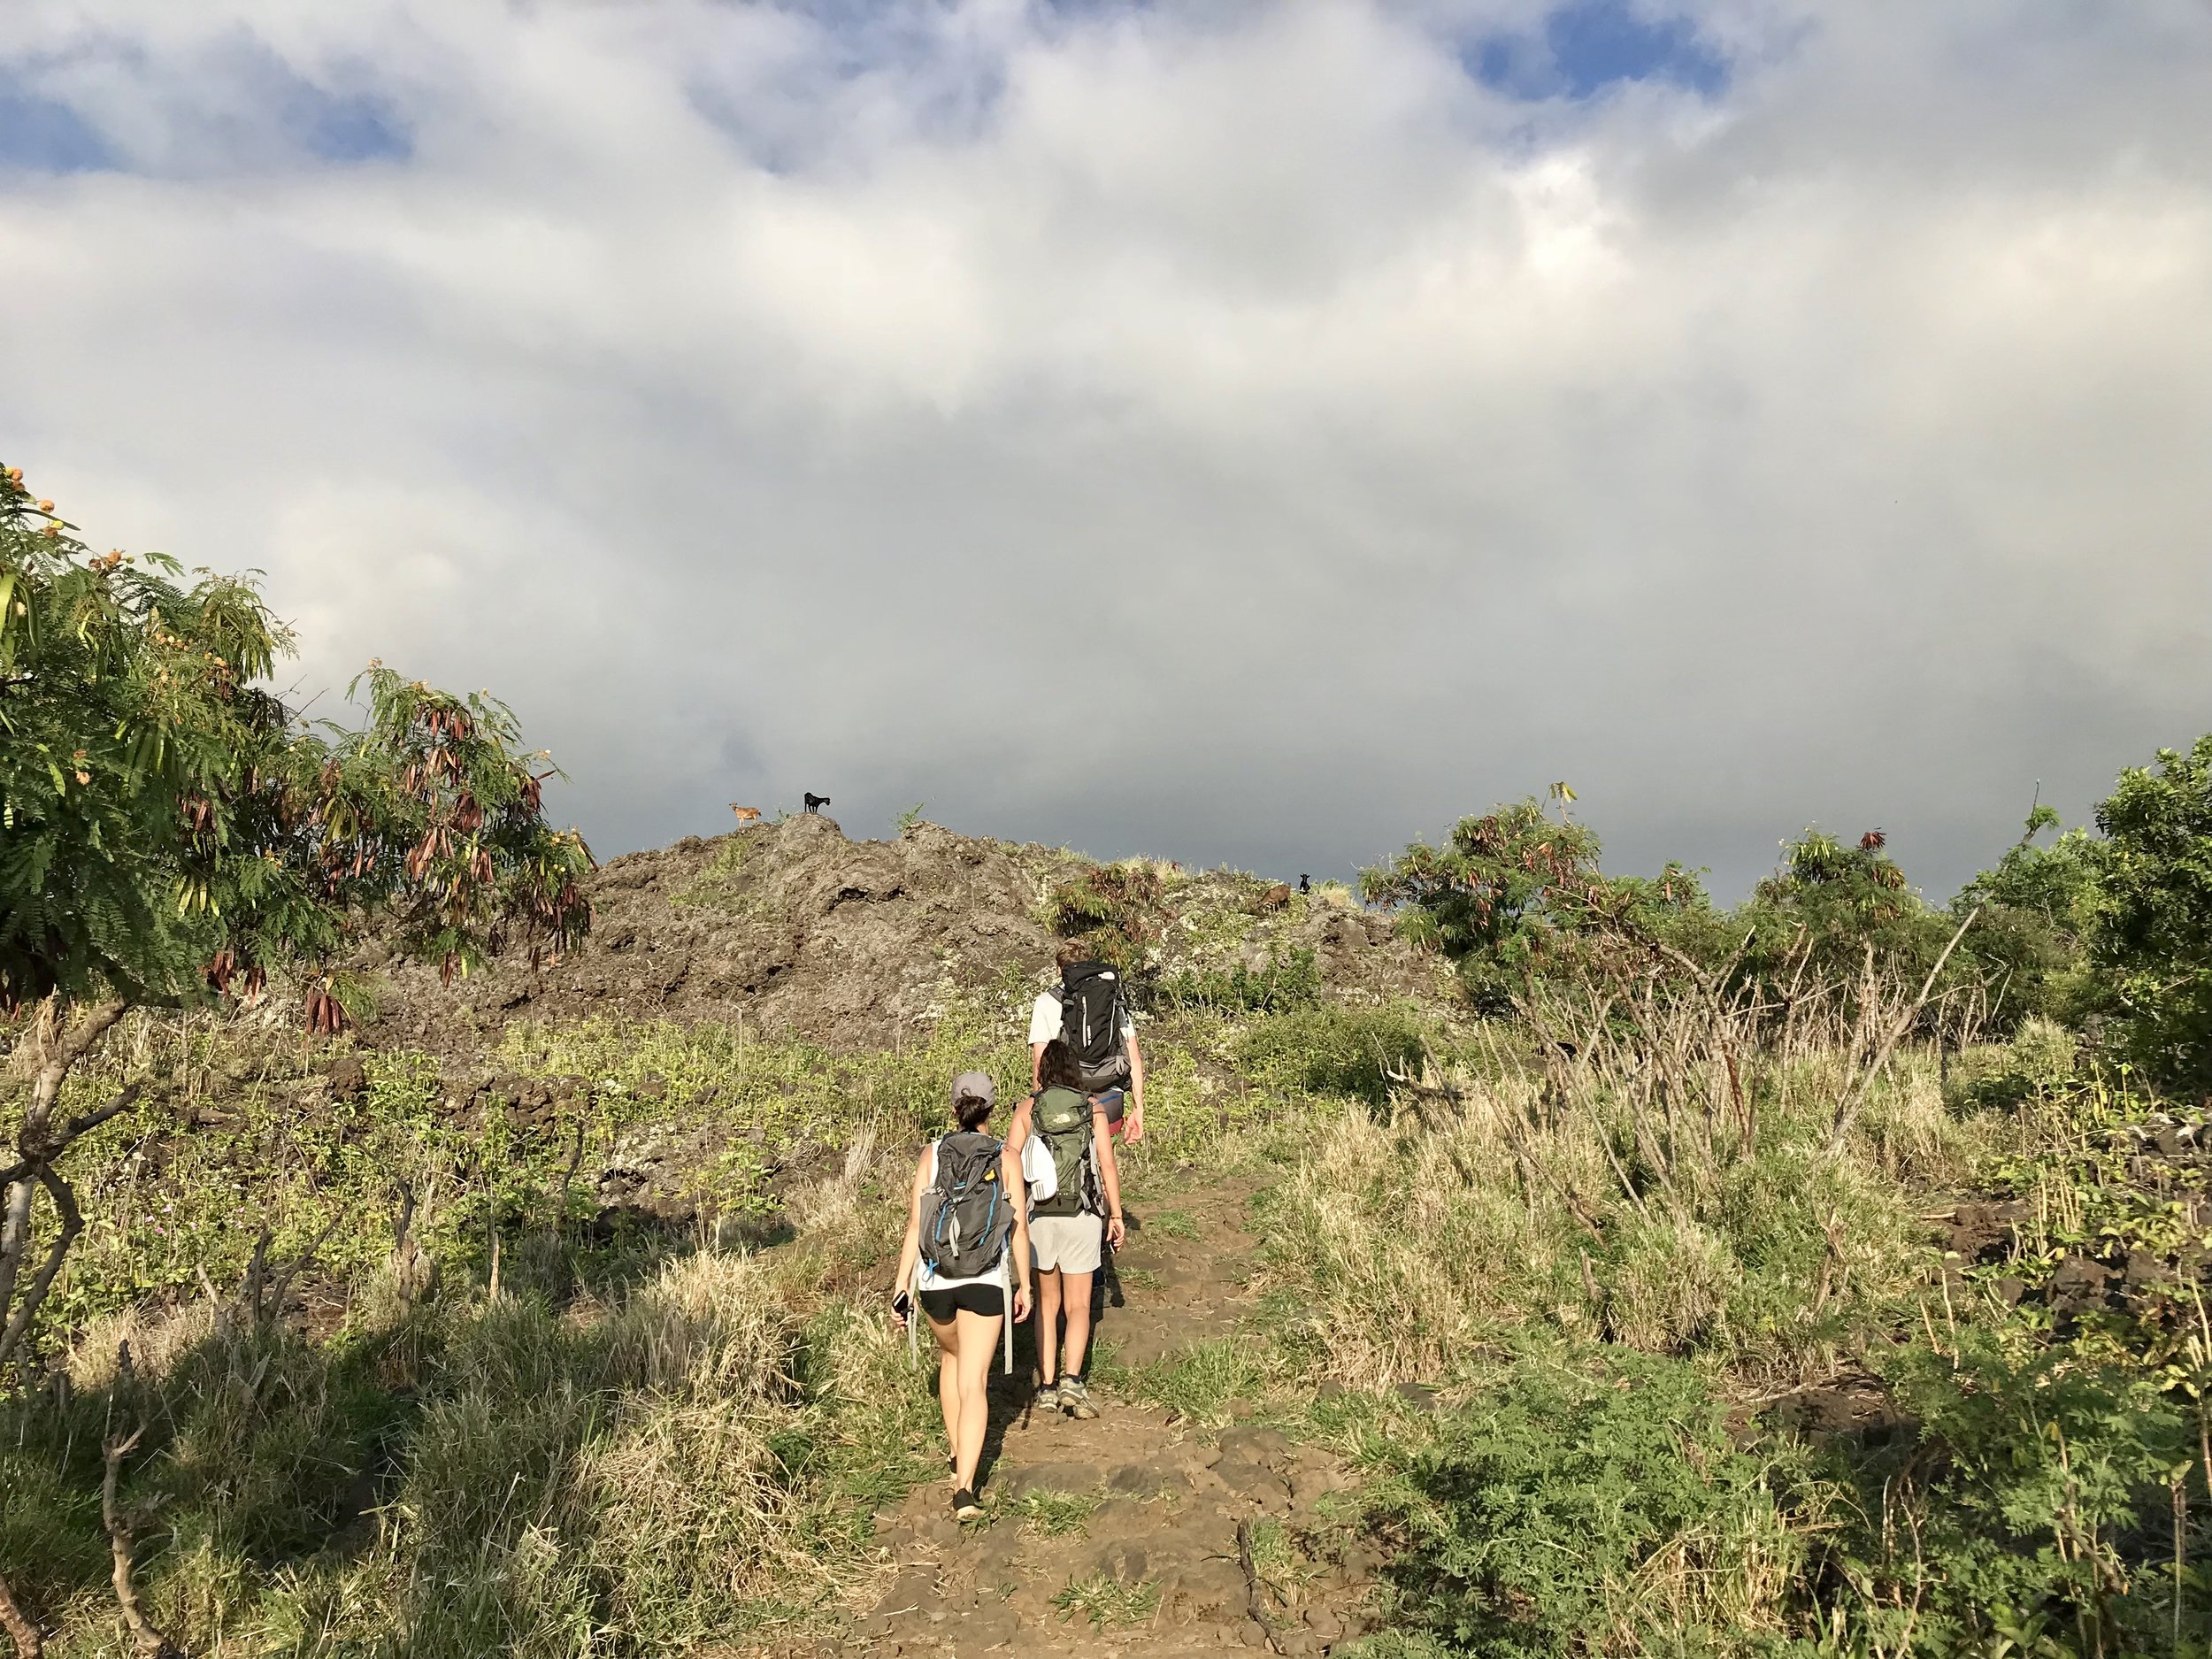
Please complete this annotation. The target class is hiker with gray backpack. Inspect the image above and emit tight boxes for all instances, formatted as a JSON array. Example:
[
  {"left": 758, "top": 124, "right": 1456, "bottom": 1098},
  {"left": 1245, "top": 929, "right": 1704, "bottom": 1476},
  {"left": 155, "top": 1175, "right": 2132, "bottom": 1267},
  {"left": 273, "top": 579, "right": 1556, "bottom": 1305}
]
[
  {"left": 1006, "top": 1037, "right": 1126, "bottom": 1420},
  {"left": 890, "top": 1071, "right": 1033, "bottom": 1518}
]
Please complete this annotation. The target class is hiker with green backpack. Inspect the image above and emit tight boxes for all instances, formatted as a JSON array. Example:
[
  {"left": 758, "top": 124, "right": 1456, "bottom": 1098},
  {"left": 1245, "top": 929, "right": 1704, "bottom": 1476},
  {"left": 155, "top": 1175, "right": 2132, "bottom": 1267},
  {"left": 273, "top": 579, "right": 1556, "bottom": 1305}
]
[
  {"left": 890, "top": 1071, "right": 1033, "bottom": 1518},
  {"left": 1006, "top": 1038, "right": 1125, "bottom": 1420}
]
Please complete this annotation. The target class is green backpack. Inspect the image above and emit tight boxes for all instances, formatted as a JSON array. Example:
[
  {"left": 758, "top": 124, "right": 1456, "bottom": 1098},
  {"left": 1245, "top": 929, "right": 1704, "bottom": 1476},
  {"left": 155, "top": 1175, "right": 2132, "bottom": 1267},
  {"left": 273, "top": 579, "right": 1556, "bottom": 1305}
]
[{"left": 1029, "top": 1087, "right": 1098, "bottom": 1219}]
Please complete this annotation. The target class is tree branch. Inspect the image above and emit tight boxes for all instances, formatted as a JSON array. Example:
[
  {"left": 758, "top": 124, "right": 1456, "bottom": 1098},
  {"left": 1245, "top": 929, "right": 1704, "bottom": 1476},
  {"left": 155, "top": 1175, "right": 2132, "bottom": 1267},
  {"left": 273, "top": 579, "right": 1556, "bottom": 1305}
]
[
  {"left": 1829, "top": 908, "right": 1979, "bottom": 1154},
  {"left": 57, "top": 1000, "right": 129, "bottom": 1073},
  {"left": 59, "top": 1081, "right": 144, "bottom": 1146},
  {"left": 0, "top": 1166, "right": 85, "bottom": 1372},
  {"left": 101, "top": 1428, "right": 185, "bottom": 1659},
  {"left": 0, "top": 1570, "right": 41, "bottom": 1658},
  {"left": 1, "top": 1079, "right": 143, "bottom": 1371},
  {"left": 254, "top": 1212, "right": 343, "bottom": 1326}
]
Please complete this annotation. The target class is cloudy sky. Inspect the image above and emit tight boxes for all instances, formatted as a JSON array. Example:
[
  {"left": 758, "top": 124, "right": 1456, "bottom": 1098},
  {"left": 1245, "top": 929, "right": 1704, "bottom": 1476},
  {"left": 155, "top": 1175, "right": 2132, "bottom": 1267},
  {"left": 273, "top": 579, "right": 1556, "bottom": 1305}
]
[{"left": 4, "top": 1, "right": 2208, "bottom": 898}]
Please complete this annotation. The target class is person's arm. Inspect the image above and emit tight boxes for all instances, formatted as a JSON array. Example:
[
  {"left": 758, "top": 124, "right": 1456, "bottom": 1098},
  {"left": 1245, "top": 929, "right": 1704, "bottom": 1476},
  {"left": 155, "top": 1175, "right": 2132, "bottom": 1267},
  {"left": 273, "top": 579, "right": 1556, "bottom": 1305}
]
[
  {"left": 889, "top": 1150, "right": 930, "bottom": 1326},
  {"left": 1094, "top": 1102, "right": 1125, "bottom": 1249},
  {"left": 1124, "top": 1028, "right": 1146, "bottom": 1143},
  {"left": 1004, "top": 1097, "right": 1033, "bottom": 1166},
  {"left": 1031, "top": 1042, "right": 1048, "bottom": 1089},
  {"left": 1001, "top": 1141, "right": 1033, "bottom": 1322}
]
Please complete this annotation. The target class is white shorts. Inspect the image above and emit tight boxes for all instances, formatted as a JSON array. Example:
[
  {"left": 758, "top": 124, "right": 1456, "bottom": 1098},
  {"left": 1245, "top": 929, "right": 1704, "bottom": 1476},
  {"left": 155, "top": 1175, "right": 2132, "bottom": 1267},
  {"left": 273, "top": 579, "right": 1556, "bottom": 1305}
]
[{"left": 1030, "top": 1213, "right": 1103, "bottom": 1275}]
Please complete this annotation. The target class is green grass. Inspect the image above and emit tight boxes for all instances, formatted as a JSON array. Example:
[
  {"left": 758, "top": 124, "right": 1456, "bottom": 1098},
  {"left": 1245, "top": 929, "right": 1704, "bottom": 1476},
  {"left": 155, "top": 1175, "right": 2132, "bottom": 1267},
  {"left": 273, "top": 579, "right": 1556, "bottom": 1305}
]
[
  {"left": 1051, "top": 1571, "right": 1161, "bottom": 1628},
  {"left": 12, "top": 976, "right": 2203, "bottom": 1658},
  {"left": 668, "top": 832, "right": 757, "bottom": 910},
  {"left": 1234, "top": 1004, "right": 1433, "bottom": 1107},
  {"left": 1001, "top": 1489, "right": 1100, "bottom": 1536},
  {"left": 1138, "top": 1207, "right": 1200, "bottom": 1240},
  {"left": 1134, "top": 1335, "right": 1278, "bottom": 1427}
]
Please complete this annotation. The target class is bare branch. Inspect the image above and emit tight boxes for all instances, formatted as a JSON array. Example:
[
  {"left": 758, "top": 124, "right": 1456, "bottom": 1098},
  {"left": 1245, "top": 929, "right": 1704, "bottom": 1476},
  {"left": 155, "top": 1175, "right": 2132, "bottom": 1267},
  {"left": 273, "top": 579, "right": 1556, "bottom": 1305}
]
[
  {"left": 59, "top": 1081, "right": 145, "bottom": 1147},
  {"left": 57, "top": 1001, "right": 129, "bottom": 1073},
  {"left": 238, "top": 1230, "right": 273, "bottom": 1325},
  {"left": 258, "top": 1212, "right": 344, "bottom": 1326},
  {"left": 0, "top": 1570, "right": 42, "bottom": 1657},
  {"left": 101, "top": 1426, "right": 186, "bottom": 1658},
  {"left": 0, "top": 1166, "right": 85, "bottom": 1373},
  {"left": 1829, "top": 908, "right": 1980, "bottom": 1154}
]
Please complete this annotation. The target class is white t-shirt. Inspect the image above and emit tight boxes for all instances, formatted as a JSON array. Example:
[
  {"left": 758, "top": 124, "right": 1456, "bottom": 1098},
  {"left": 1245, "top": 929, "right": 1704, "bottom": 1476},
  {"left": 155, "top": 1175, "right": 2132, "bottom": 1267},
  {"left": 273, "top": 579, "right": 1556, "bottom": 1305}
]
[{"left": 1029, "top": 988, "right": 1137, "bottom": 1048}]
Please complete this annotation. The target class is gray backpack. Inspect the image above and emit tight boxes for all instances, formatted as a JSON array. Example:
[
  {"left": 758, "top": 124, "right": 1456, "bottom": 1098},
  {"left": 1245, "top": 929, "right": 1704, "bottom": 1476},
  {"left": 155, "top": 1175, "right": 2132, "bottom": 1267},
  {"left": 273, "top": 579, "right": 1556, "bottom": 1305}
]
[{"left": 920, "top": 1132, "right": 1013, "bottom": 1280}]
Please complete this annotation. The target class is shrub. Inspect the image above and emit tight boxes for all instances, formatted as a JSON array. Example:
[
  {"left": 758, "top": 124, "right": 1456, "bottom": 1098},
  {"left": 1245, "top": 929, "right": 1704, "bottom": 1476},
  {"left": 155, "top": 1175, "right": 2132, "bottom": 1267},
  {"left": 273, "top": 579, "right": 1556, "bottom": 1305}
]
[
  {"left": 1041, "top": 861, "right": 1167, "bottom": 979},
  {"left": 1155, "top": 946, "right": 1321, "bottom": 1013},
  {"left": 2090, "top": 733, "right": 2212, "bottom": 1094},
  {"left": 1365, "top": 1343, "right": 1819, "bottom": 1657},
  {"left": 1360, "top": 799, "right": 1716, "bottom": 1016},
  {"left": 1842, "top": 1325, "right": 2195, "bottom": 1655},
  {"left": 1732, "top": 829, "right": 1968, "bottom": 1020},
  {"left": 1236, "top": 1007, "right": 1430, "bottom": 1106},
  {"left": 1952, "top": 804, "right": 2101, "bottom": 1033}
]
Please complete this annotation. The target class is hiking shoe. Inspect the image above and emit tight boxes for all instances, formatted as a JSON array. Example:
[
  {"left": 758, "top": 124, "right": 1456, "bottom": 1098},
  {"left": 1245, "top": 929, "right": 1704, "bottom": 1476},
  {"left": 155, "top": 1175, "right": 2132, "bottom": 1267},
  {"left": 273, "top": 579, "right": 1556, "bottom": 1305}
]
[
  {"left": 1059, "top": 1378, "right": 1098, "bottom": 1419},
  {"left": 952, "top": 1487, "right": 983, "bottom": 1520},
  {"left": 1034, "top": 1380, "right": 1060, "bottom": 1413}
]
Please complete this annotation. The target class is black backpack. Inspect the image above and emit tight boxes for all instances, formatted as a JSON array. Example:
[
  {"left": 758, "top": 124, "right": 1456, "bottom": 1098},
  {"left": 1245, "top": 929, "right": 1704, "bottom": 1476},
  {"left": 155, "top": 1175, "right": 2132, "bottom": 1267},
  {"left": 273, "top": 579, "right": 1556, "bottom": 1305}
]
[
  {"left": 1059, "top": 962, "right": 1131, "bottom": 1091},
  {"left": 920, "top": 1132, "right": 1013, "bottom": 1280},
  {"left": 1028, "top": 1086, "right": 1100, "bottom": 1219}
]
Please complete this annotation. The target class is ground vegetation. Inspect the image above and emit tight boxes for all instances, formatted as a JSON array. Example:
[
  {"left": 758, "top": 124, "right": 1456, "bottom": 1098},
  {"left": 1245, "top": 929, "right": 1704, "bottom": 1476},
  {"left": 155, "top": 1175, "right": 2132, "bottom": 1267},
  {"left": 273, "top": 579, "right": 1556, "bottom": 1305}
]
[{"left": 12, "top": 472, "right": 2212, "bottom": 1656}]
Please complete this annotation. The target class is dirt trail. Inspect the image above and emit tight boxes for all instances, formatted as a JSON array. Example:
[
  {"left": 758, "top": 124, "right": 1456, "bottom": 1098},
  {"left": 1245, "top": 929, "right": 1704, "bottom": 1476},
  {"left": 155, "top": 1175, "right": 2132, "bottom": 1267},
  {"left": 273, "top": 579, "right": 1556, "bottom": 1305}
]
[{"left": 849, "top": 1175, "right": 1379, "bottom": 1658}]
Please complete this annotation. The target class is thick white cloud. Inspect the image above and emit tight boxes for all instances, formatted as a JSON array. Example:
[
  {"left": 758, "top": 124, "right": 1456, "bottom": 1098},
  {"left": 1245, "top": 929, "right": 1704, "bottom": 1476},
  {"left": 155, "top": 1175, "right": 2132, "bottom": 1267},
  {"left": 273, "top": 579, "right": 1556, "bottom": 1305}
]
[{"left": 4, "top": 0, "right": 2208, "bottom": 895}]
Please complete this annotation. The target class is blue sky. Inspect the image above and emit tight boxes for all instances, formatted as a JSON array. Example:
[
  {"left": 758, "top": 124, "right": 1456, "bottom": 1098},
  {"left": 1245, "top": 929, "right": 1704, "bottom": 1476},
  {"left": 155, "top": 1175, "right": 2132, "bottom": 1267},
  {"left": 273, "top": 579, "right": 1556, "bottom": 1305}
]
[
  {"left": 0, "top": 90, "right": 115, "bottom": 172},
  {"left": 1471, "top": 1, "right": 1727, "bottom": 100},
  {"left": 3, "top": 0, "right": 2208, "bottom": 897},
  {"left": 0, "top": 34, "right": 410, "bottom": 175}
]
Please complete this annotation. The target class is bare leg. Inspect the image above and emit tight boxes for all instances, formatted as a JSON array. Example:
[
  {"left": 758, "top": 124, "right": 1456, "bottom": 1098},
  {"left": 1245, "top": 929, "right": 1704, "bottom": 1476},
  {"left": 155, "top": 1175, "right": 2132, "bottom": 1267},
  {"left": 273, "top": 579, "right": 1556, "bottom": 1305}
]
[
  {"left": 950, "top": 1309, "right": 1002, "bottom": 1491},
  {"left": 1059, "top": 1268, "right": 1095, "bottom": 1377},
  {"left": 929, "top": 1313, "right": 961, "bottom": 1478},
  {"left": 1036, "top": 1267, "right": 1064, "bottom": 1383}
]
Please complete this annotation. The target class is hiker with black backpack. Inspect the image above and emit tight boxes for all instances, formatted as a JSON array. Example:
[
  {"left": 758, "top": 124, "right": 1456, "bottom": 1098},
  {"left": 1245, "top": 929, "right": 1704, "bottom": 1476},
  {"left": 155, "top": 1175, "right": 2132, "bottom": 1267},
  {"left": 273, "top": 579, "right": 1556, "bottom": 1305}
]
[
  {"left": 889, "top": 1071, "right": 1033, "bottom": 1518},
  {"left": 1006, "top": 1038, "right": 1125, "bottom": 1420},
  {"left": 1029, "top": 941, "right": 1146, "bottom": 1143}
]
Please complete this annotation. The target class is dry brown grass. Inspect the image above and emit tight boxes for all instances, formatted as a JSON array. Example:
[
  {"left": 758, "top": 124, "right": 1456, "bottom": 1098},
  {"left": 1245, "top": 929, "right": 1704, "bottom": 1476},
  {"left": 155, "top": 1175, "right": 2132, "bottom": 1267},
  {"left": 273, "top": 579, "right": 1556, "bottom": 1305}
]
[{"left": 1256, "top": 977, "right": 1994, "bottom": 1396}]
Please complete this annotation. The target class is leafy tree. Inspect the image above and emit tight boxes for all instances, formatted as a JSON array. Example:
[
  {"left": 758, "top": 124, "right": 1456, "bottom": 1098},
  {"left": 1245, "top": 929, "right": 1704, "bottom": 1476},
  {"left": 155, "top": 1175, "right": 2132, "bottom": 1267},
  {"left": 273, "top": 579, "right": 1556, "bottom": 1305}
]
[
  {"left": 2089, "top": 734, "right": 2212, "bottom": 1094},
  {"left": 1950, "top": 804, "right": 2101, "bottom": 1032},
  {"left": 1360, "top": 797, "right": 1717, "bottom": 1014},
  {"left": 1727, "top": 828, "right": 1973, "bottom": 1022},
  {"left": 0, "top": 464, "right": 593, "bottom": 1382}
]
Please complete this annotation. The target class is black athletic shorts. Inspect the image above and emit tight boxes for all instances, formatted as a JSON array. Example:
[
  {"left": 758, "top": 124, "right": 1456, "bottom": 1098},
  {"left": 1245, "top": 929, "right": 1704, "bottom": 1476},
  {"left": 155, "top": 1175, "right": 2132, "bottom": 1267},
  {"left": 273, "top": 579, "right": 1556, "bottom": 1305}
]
[{"left": 920, "top": 1283, "right": 1005, "bottom": 1321}]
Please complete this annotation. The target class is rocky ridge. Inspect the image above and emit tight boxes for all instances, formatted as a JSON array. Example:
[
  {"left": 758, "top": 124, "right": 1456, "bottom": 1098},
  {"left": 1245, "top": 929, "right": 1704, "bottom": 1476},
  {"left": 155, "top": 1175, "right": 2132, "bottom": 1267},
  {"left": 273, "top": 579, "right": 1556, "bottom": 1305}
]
[{"left": 352, "top": 813, "right": 1447, "bottom": 1055}]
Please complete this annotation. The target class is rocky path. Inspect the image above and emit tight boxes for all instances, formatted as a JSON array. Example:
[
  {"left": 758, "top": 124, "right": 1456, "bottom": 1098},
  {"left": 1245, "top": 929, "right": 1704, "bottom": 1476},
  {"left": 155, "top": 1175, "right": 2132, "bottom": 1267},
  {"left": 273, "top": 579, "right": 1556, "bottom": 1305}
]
[{"left": 849, "top": 1174, "right": 1381, "bottom": 1658}]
